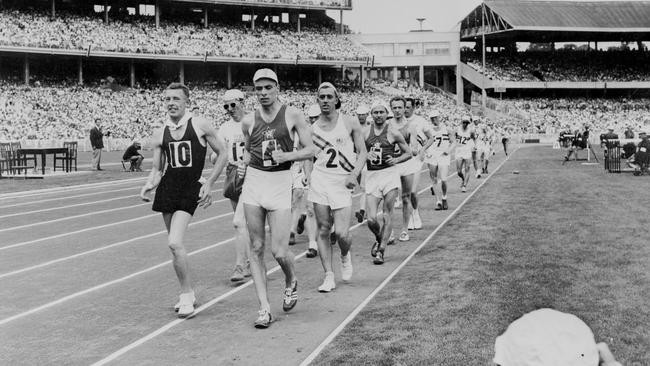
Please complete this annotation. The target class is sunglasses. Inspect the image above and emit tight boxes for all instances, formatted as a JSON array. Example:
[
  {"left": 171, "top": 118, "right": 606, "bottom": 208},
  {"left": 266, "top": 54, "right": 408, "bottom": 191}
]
[{"left": 223, "top": 102, "right": 238, "bottom": 110}]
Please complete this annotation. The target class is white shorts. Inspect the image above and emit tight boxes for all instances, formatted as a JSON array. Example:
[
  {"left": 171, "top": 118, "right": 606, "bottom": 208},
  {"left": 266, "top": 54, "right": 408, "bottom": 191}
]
[
  {"left": 365, "top": 166, "right": 400, "bottom": 198},
  {"left": 291, "top": 162, "right": 306, "bottom": 189},
  {"left": 477, "top": 145, "right": 491, "bottom": 158},
  {"left": 426, "top": 151, "right": 451, "bottom": 167},
  {"left": 241, "top": 167, "right": 292, "bottom": 211},
  {"left": 456, "top": 146, "right": 472, "bottom": 161},
  {"left": 397, "top": 157, "right": 421, "bottom": 177},
  {"left": 308, "top": 170, "right": 352, "bottom": 210}
]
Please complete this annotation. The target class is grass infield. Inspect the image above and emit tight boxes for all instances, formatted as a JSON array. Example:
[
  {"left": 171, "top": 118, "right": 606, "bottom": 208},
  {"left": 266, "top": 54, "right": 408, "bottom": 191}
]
[{"left": 311, "top": 146, "right": 650, "bottom": 366}]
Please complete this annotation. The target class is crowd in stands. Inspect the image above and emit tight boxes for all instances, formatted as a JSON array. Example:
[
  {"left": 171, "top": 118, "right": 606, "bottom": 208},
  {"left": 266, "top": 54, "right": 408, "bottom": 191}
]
[
  {"left": 463, "top": 51, "right": 650, "bottom": 82},
  {"left": 0, "top": 78, "right": 468, "bottom": 141},
  {"left": 0, "top": 9, "right": 370, "bottom": 61}
]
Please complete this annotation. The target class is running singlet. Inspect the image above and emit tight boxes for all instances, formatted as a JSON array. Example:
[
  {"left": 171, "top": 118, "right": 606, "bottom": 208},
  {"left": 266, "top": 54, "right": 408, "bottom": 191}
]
[
  {"left": 476, "top": 132, "right": 491, "bottom": 148},
  {"left": 161, "top": 118, "right": 206, "bottom": 185},
  {"left": 366, "top": 125, "right": 396, "bottom": 171},
  {"left": 429, "top": 124, "right": 451, "bottom": 153},
  {"left": 456, "top": 126, "right": 474, "bottom": 148},
  {"left": 312, "top": 116, "right": 356, "bottom": 175},
  {"left": 248, "top": 105, "right": 293, "bottom": 171},
  {"left": 391, "top": 119, "right": 412, "bottom": 161},
  {"left": 219, "top": 120, "right": 246, "bottom": 166}
]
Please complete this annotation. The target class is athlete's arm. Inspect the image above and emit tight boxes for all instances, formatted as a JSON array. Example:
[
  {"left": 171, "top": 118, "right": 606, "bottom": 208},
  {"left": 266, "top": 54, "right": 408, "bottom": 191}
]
[
  {"left": 302, "top": 124, "right": 314, "bottom": 186},
  {"left": 197, "top": 117, "right": 228, "bottom": 208},
  {"left": 272, "top": 106, "right": 316, "bottom": 163},
  {"left": 347, "top": 116, "right": 368, "bottom": 189},
  {"left": 386, "top": 128, "right": 412, "bottom": 166},
  {"left": 140, "top": 128, "right": 164, "bottom": 201},
  {"left": 447, "top": 129, "right": 456, "bottom": 155},
  {"left": 240, "top": 112, "right": 254, "bottom": 169}
]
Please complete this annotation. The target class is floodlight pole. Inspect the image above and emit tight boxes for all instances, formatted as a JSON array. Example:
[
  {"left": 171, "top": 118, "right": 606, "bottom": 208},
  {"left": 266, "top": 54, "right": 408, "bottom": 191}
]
[
  {"left": 481, "top": 1, "right": 487, "bottom": 110},
  {"left": 416, "top": 18, "right": 425, "bottom": 31}
]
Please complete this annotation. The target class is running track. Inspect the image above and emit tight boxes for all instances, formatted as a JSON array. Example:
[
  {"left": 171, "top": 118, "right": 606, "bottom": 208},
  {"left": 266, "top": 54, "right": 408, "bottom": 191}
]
[{"left": 0, "top": 149, "right": 512, "bottom": 365}]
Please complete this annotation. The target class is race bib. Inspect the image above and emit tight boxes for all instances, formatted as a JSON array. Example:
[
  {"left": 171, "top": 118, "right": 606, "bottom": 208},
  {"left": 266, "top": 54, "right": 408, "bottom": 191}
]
[
  {"left": 168, "top": 141, "right": 192, "bottom": 168},
  {"left": 370, "top": 147, "right": 383, "bottom": 166},
  {"left": 262, "top": 139, "right": 279, "bottom": 167}
]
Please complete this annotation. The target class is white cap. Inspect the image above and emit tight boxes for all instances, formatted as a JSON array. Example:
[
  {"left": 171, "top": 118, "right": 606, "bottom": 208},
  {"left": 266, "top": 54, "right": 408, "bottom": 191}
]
[
  {"left": 223, "top": 89, "right": 245, "bottom": 101},
  {"left": 428, "top": 110, "right": 440, "bottom": 118},
  {"left": 472, "top": 115, "right": 481, "bottom": 122},
  {"left": 253, "top": 68, "right": 278, "bottom": 84},
  {"left": 356, "top": 104, "right": 370, "bottom": 115},
  {"left": 307, "top": 104, "right": 321, "bottom": 118},
  {"left": 461, "top": 114, "right": 471, "bottom": 123},
  {"left": 371, "top": 100, "right": 390, "bottom": 113},
  {"left": 494, "top": 308, "right": 599, "bottom": 366}
]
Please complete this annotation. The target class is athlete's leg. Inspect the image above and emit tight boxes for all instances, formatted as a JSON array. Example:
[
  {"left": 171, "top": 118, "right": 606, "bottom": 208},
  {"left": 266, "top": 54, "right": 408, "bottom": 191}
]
[
  {"left": 365, "top": 194, "right": 382, "bottom": 243},
  {"left": 163, "top": 211, "right": 193, "bottom": 294},
  {"left": 244, "top": 204, "right": 270, "bottom": 311},
  {"left": 379, "top": 188, "right": 399, "bottom": 250},
  {"left": 332, "top": 205, "right": 353, "bottom": 257},
  {"left": 399, "top": 173, "right": 414, "bottom": 239},
  {"left": 266, "top": 208, "right": 297, "bottom": 288},
  {"left": 428, "top": 163, "right": 440, "bottom": 202},
  {"left": 462, "top": 158, "right": 471, "bottom": 188},
  {"left": 289, "top": 188, "right": 304, "bottom": 244},
  {"left": 313, "top": 202, "right": 335, "bottom": 274},
  {"left": 456, "top": 157, "right": 464, "bottom": 182},
  {"left": 410, "top": 166, "right": 421, "bottom": 209},
  {"left": 231, "top": 199, "right": 250, "bottom": 271},
  {"left": 439, "top": 162, "right": 449, "bottom": 198},
  {"left": 305, "top": 197, "right": 318, "bottom": 252}
]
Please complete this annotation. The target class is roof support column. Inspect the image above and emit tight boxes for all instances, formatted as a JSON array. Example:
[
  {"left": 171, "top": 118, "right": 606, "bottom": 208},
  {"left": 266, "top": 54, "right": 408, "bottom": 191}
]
[
  {"left": 78, "top": 57, "right": 83, "bottom": 85},
  {"left": 251, "top": 9, "right": 255, "bottom": 31},
  {"left": 155, "top": 0, "right": 160, "bottom": 29},
  {"left": 393, "top": 66, "right": 398, "bottom": 84},
  {"left": 317, "top": 67, "right": 322, "bottom": 85},
  {"left": 24, "top": 54, "right": 29, "bottom": 86},
  {"left": 204, "top": 8, "right": 209, "bottom": 28},
  {"left": 130, "top": 59, "right": 135, "bottom": 88},
  {"left": 419, "top": 63, "right": 424, "bottom": 88},
  {"left": 360, "top": 65, "right": 365, "bottom": 90},
  {"left": 455, "top": 66, "right": 463, "bottom": 106},
  {"left": 227, "top": 64, "right": 232, "bottom": 89},
  {"left": 51, "top": 0, "right": 55, "bottom": 18},
  {"left": 179, "top": 62, "right": 185, "bottom": 84},
  {"left": 104, "top": 0, "right": 108, "bottom": 23}
]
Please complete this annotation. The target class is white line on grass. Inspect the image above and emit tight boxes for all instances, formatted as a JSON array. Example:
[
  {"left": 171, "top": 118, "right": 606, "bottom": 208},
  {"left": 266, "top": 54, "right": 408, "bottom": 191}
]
[
  {"left": 298, "top": 150, "right": 516, "bottom": 366},
  {"left": 0, "top": 197, "right": 229, "bottom": 251},
  {"left": 0, "top": 212, "right": 232, "bottom": 280},
  {"left": 0, "top": 189, "right": 223, "bottom": 233}
]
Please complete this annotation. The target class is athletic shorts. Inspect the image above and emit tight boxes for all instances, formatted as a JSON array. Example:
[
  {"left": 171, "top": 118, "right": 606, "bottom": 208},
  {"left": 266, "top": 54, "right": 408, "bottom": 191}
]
[
  {"left": 308, "top": 170, "right": 352, "bottom": 210},
  {"left": 425, "top": 151, "right": 451, "bottom": 167},
  {"left": 456, "top": 146, "right": 472, "bottom": 161},
  {"left": 152, "top": 175, "right": 201, "bottom": 215},
  {"left": 241, "top": 167, "right": 292, "bottom": 211},
  {"left": 365, "top": 166, "right": 400, "bottom": 198},
  {"left": 397, "top": 157, "right": 421, "bottom": 177},
  {"left": 477, "top": 145, "right": 491, "bottom": 157}
]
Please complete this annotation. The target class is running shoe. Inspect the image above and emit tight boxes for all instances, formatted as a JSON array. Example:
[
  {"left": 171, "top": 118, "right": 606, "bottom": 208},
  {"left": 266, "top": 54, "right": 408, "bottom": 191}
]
[
  {"left": 371, "top": 241, "right": 380, "bottom": 257},
  {"left": 341, "top": 252, "right": 353, "bottom": 282},
  {"left": 254, "top": 309, "right": 273, "bottom": 329},
  {"left": 476, "top": 172, "right": 481, "bottom": 179},
  {"left": 434, "top": 201, "right": 443, "bottom": 211},
  {"left": 296, "top": 214, "right": 306, "bottom": 234},
  {"left": 306, "top": 248, "right": 318, "bottom": 258},
  {"left": 318, "top": 272, "right": 336, "bottom": 292},
  {"left": 461, "top": 185, "right": 467, "bottom": 193},
  {"left": 176, "top": 292, "right": 196, "bottom": 318},
  {"left": 387, "top": 233, "right": 396, "bottom": 246},
  {"left": 282, "top": 280, "right": 298, "bottom": 312},
  {"left": 230, "top": 265, "right": 247, "bottom": 282},
  {"left": 442, "top": 199, "right": 449, "bottom": 210},
  {"left": 412, "top": 209, "right": 422, "bottom": 230},
  {"left": 174, "top": 291, "right": 196, "bottom": 312},
  {"left": 373, "top": 249, "right": 385, "bottom": 265},
  {"left": 289, "top": 232, "right": 296, "bottom": 246},
  {"left": 398, "top": 231, "right": 410, "bottom": 242},
  {"left": 355, "top": 210, "right": 365, "bottom": 223}
]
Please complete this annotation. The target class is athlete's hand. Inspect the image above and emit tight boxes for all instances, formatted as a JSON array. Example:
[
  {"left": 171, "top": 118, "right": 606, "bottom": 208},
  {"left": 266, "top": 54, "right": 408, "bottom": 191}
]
[
  {"left": 197, "top": 183, "right": 213, "bottom": 208},
  {"left": 302, "top": 174, "right": 310, "bottom": 187},
  {"left": 442, "top": 151, "right": 449, "bottom": 156},
  {"left": 140, "top": 182, "right": 155, "bottom": 202},
  {"left": 344, "top": 175, "right": 357, "bottom": 190},
  {"left": 385, "top": 156, "right": 397, "bottom": 166},
  {"left": 419, "top": 152, "right": 427, "bottom": 162},
  {"left": 367, "top": 150, "right": 379, "bottom": 162},
  {"left": 272, "top": 149, "right": 290, "bottom": 164}
]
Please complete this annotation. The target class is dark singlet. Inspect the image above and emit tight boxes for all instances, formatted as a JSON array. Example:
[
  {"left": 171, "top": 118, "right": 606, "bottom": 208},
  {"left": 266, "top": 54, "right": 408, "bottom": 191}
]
[
  {"left": 161, "top": 118, "right": 206, "bottom": 185},
  {"left": 248, "top": 105, "right": 293, "bottom": 172},
  {"left": 366, "top": 125, "right": 396, "bottom": 171}
]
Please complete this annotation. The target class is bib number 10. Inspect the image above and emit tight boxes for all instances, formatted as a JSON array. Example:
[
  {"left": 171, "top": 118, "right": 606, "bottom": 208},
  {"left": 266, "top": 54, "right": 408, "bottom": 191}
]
[{"left": 168, "top": 141, "right": 193, "bottom": 168}]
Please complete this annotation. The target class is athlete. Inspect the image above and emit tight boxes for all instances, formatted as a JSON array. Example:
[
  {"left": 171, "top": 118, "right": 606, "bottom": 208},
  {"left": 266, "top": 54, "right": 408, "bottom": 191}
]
[
  {"left": 456, "top": 115, "right": 475, "bottom": 193},
  {"left": 502, "top": 126, "right": 511, "bottom": 156},
  {"left": 365, "top": 101, "right": 411, "bottom": 265},
  {"left": 404, "top": 97, "right": 433, "bottom": 230},
  {"left": 354, "top": 104, "right": 371, "bottom": 223},
  {"left": 471, "top": 115, "right": 482, "bottom": 178},
  {"left": 305, "top": 82, "right": 367, "bottom": 293},
  {"left": 240, "top": 69, "right": 315, "bottom": 329},
  {"left": 140, "top": 82, "right": 229, "bottom": 318},
  {"left": 475, "top": 124, "right": 492, "bottom": 175},
  {"left": 212, "top": 89, "right": 250, "bottom": 282},
  {"left": 421, "top": 109, "right": 454, "bottom": 210},
  {"left": 389, "top": 96, "right": 420, "bottom": 242}
]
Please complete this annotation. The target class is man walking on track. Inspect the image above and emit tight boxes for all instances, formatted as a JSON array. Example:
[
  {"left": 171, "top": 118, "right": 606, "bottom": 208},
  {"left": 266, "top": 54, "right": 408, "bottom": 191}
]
[
  {"left": 404, "top": 97, "right": 433, "bottom": 230},
  {"left": 306, "top": 82, "right": 367, "bottom": 293},
  {"left": 364, "top": 101, "right": 411, "bottom": 265},
  {"left": 240, "top": 69, "right": 316, "bottom": 329},
  {"left": 212, "top": 89, "right": 251, "bottom": 282},
  {"left": 456, "top": 115, "right": 475, "bottom": 192},
  {"left": 140, "top": 83, "right": 229, "bottom": 318},
  {"left": 422, "top": 110, "right": 454, "bottom": 210}
]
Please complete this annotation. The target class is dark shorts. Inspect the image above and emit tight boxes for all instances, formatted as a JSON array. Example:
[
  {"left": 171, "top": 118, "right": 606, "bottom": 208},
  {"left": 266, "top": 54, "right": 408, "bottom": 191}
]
[
  {"left": 223, "top": 164, "right": 244, "bottom": 201},
  {"left": 152, "top": 176, "right": 201, "bottom": 215}
]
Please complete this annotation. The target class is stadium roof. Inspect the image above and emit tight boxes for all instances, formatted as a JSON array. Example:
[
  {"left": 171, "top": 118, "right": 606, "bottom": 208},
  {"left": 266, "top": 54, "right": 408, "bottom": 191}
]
[
  {"left": 169, "top": 0, "right": 352, "bottom": 11},
  {"left": 460, "top": 1, "right": 650, "bottom": 43}
]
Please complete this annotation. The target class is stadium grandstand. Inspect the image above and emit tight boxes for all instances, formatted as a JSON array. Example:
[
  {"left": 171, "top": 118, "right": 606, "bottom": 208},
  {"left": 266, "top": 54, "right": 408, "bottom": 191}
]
[{"left": 458, "top": 0, "right": 650, "bottom": 140}]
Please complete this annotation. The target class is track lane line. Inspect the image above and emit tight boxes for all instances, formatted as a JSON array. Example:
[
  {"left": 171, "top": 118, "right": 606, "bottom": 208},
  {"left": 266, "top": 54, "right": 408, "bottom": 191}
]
[
  {"left": 0, "top": 186, "right": 141, "bottom": 210},
  {"left": 0, "top": 194, "right": 142, "bottom": 219}
]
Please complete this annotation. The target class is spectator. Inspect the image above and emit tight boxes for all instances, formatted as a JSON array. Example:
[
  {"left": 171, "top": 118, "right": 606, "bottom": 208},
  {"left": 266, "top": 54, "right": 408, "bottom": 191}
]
[
  {"left": 122, "top": 141, "right": 144, "bottom": 171},
  {"left": 89, "top": 118, "right": 106, "bottom": 170},
  {"left": 624, "top": 126, "right": 635, "bottom": 139}
]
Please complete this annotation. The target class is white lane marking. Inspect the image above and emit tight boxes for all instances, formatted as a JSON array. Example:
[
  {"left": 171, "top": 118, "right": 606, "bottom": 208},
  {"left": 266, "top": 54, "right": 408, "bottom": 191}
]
[
  {"left": 0, "top": 194, "right": 139, "bottom": 219},
  {"left": 0, "top": 189, "right": 223, "bottom": 233},
  {"left": 0, "top": 198, "right": 229, "bottom": 251},
  {"left": 0, "top": 186, "right": 139, "bottom": 210},
  {"left": 299, "top": 150, "right": 515, "bottom": 366},
  {"left": 85, "top": 167, "right": 466, "bottom": 365},
  {"left": 0, "top": 212, "right": 232, "bottom": 280},
  {"left": 0, "top": 236, "right": 237, "bottom": 327}
]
